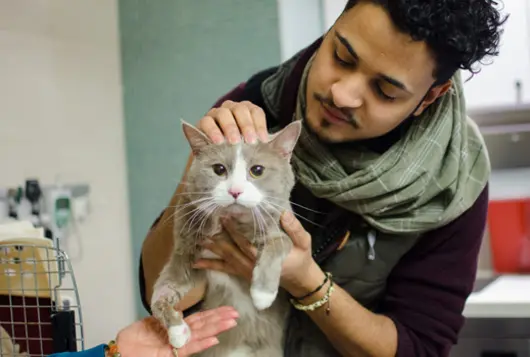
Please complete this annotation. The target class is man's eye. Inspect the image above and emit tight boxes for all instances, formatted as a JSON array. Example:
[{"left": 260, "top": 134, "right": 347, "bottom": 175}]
[
  {"left": 333, "top": 50, "right": 353, "bottom": 67},
  {"left": 374, "top": 85, "right": 397, "bottom": 102}
]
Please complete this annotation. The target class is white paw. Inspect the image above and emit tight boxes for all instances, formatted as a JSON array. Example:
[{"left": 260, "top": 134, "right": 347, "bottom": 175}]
[
  {"left": 250, "top": 287, "right": 277, "bottom": 310},
  {"left": 168, "top": 322, "right": 191, "bottom": 348}
]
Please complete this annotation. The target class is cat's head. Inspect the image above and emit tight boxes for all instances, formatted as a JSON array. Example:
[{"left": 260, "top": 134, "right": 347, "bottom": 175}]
[{"left": 181, "top": 120, "right": 302, "bottom": 218}]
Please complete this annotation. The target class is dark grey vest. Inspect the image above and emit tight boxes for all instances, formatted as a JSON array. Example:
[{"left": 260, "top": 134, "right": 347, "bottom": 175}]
[{"left": 282, "top": 208, "right": 420, "bottom": 356}]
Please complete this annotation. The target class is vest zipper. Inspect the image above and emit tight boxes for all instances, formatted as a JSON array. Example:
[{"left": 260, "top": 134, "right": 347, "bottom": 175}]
[{"left": 367, "top": 230, "right": 376, "bottom": 260}]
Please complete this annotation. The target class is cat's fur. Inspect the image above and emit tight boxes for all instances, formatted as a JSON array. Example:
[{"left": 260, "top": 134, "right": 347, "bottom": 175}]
[{"left": 151, "top": 120, "right": 302, "bottom": 357}]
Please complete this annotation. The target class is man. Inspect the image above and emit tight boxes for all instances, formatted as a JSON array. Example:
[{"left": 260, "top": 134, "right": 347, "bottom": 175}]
[{"left": 139, "top": 1, "right": 506, "bottom": 356}]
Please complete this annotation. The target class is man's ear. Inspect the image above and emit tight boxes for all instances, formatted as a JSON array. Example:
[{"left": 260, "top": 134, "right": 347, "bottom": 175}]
[{"left": 413, "top": 80, "right": 452, "bottom": 116}]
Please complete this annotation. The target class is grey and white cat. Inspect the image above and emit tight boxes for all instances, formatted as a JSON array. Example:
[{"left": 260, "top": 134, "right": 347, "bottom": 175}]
[{"left": 151, "top": 120, "right": 302, "bottom": 357}]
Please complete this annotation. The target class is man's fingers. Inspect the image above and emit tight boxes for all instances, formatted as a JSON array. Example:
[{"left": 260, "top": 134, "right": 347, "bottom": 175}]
[
  {"left": 198, "top": 100, "right": 268, "bottom": 146},
  {"left": 198, "top": 115, "right": 224, "bottom": 144},
  {"left": 212, "top": 107, "right": 241, "bottom": 144},
  {"left": 280, "top": 211, "right": 311, "bottom": 249},
  {"left": 218, "top": 239, "right": 255, "bottom": 270},
  {"left": 203, "top": 239, "right": 255, "bottom": 271},
  {"left": 249, "top": 104, "right": 269, "bottom": 142},
  {"left": 193, "top": 258, "right": 230, "bottom": 273},
  {"left": 194, "top": 241, "right": 253, "bottom": 281},
  {"left": 232, "top": 103, "right": 257, "bottom": 144}
]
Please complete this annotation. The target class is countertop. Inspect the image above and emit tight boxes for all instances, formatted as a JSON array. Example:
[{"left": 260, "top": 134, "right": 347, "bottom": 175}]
[
  {"left": 490, "top": 167, "right": 530, "bottom": 201},
  {"left": 463, "top": 275, "right": 530, "bottom": 318}
]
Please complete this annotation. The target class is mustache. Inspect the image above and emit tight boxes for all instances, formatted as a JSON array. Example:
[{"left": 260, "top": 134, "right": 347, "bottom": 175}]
[{"left": 313, "top": 93, "right": 359, "bottom": 129}]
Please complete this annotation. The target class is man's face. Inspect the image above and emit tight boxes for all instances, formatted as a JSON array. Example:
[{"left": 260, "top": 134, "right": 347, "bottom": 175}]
[{"left": 305, "top": 2, "right": 451, "bottom": 143}]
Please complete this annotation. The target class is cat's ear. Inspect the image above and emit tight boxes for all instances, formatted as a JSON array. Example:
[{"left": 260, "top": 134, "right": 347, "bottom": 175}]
[
  {"left": 268, "top": 120, "right": 302, "bottom": 160},
  {"left": 181, "top": 119, "right": 212, "bottom": 155}
]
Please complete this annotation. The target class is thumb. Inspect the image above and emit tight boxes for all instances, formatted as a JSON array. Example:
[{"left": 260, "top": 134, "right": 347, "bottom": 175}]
[{"left": 280, "top": 211, "right": 311, "bottom": 249}]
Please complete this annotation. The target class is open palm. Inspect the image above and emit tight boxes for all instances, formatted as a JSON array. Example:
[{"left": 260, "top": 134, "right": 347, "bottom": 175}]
[{"left": 115, "top": 306, "right": 238, "bottom": 357}]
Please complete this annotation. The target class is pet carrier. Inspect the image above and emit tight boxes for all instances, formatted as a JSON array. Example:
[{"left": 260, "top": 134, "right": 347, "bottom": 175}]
[{"left": 0, "top": 231, "right": 85, "bottom": 356}]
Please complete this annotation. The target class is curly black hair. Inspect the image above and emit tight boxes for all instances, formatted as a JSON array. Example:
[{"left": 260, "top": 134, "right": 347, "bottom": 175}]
[{"left": 343, "top": 0, "right": 508, "bottom": 84}]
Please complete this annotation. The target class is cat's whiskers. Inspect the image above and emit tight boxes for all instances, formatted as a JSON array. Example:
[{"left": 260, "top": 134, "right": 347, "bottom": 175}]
[
  {"left": 181, "top": 200, "right": 216, "bottom": 234},
  {"left": 262, "top": 195, "right": 325, "bottom": 215},
  {"left": 155, "top": 196, "right": 213, "bottom": 232},
  {"left": 263, "top": 199, "right": 323, "bottom": 228},
  {"left": 251, "top": 207, "right": 263, "bottom": 245},
  {"left": 250, "top": 208, "right": 258, "bottom": 245},
  {"left": 176, "top": 198, "right": 215, "bottom": 231},
  {"left": 181, "top": 204, "right": 214, "bottom": 237},
  {"left": 252, "top": 206, "right": 267, "bottom": 248},
  {"left": 179, "top": 204, "right": 206, "bottom": 234},
  {"left": 197, "top": 204, "right": 219, "bottom": 238},
  {"left": 182, "top": 205, "right": 206, "bottom": 234},
  {"left": 257, "top": 203, "right": 284, "bottom": 254}
]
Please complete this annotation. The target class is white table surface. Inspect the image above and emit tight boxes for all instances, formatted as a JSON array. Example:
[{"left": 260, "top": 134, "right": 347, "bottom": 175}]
[
  {"left": 463, "top": 275, "right": 530, "bottom": 318},
  {"left": 464, "top": 168, "right": 530, "bottom": 318},
  {"left": 489, "top": 168, "right": 530, "bottom": 201}
]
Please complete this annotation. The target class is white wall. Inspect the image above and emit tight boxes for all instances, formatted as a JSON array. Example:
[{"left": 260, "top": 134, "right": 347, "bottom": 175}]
[
  {"left": 0, "top": 0, "right": 135, "bottom": 348},
  {"left": 322, "top": 0, "right": 348, "bottom": 30},
  {"left": 276, "top": 0, "right": 325, "bottom": 61}
]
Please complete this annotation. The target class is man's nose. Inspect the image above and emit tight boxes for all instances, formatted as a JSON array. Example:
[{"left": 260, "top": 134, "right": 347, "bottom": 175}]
[{"left": 331, "top": 74, "right": 365, "bottom": 109}]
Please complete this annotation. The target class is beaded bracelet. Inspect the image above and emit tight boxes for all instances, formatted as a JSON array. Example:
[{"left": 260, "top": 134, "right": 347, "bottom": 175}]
[
  {"left": 104, "top": 340, "right": 121, "bottom": 357},
  {"left": 104, "top": 338, "right": 181, "bottom": 357},
  {"left": 290, "top": 272, "right": 334, "bottom": 315}
]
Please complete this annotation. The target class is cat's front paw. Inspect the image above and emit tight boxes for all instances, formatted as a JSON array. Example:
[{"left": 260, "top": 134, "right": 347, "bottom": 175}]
[
  {"left": 250, "top": 286, "right": 277, "bottom": 310},
  {"left": 168, "top": 322, "right": 191, "bottom": 348}
]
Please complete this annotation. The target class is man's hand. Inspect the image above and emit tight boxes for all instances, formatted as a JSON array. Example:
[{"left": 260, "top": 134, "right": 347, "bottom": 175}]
[
  {"left": 277, "top": 211, "right": 326, "bottom": 297},
  {"left": 115, "top": 306, "right": 239, "bottom": 357},
  {"left": 198, "top": 100, "right": 269, "bottom": 144},
  {"left": 193, "top": 218, "right": 257, "bottom": 282},
  {"left": 193, "top": 212, "right": 326, "bottom": 298}
]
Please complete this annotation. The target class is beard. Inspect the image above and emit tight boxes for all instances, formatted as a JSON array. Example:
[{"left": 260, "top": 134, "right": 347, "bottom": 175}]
[
  {"left": 304, "top": 115, "right": 351, "bottom": 144},
  {"left": 313, "top": 92, "right": 360, "bottom": 129},
  {"left": 302, "top": 92, "right": 362, "bottom": 144}
]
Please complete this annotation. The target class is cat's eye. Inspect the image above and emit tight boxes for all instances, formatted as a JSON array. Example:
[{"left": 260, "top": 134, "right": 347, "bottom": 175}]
[
  {"left": 212, "top": 164, "right": 227, "bottom": 176},
  {"left": 249, "top": 165, "right": 265, "bottom": 178}
]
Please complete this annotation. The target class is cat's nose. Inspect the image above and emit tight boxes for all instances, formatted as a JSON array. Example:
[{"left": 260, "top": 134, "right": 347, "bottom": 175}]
[{"left": 229, "top": 188, "right": 242, "bottom": 199}]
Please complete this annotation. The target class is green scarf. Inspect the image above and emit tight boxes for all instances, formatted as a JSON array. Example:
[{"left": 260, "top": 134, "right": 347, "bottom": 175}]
[{"left": 263, "top": 53, "right": 490, "bottom": 235}]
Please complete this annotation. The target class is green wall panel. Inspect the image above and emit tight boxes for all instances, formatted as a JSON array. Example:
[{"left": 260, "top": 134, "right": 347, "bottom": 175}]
[{"left": 118, "top": 0, "right": 281, "bottom": 317}]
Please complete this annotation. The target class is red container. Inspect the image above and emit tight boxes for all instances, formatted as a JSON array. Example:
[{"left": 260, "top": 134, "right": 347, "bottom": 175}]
[{"left": 487, "top": 198, "right": 530, "bottom": 273}]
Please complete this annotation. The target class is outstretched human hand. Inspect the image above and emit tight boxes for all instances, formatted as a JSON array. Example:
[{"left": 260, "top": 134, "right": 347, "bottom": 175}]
[{"left": 115, "top": 306, "right": 238, "bottom": 357}]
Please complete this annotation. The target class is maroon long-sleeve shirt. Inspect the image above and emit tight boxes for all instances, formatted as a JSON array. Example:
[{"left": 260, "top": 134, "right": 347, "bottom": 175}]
[
  {"left": 139, "top": 41, "right": 489, "bottom": 356},
  {"left": 382, "top": 187, "right": 487, "bottom": 356}
]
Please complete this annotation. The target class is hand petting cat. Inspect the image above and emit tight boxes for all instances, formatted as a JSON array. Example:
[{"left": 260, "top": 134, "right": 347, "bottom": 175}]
[{"left": 193, "top": 100, "right": 327, "bottom": 299}]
